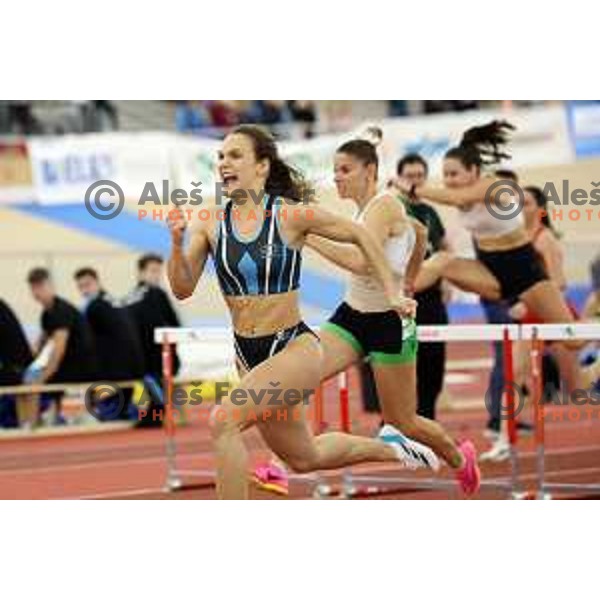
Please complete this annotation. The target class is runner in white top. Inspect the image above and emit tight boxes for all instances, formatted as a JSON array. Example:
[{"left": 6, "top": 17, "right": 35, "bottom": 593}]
[{"left": 253, "top": 134, "right": 481, "bottom": 496}]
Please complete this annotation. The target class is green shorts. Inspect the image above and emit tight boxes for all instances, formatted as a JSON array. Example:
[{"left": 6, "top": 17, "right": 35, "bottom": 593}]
[
  {"left": 367, "top": 318, "right": 418, "bottom": 365},
  {"left": 396, "top": 317, "right": 418, "bottom": 364},
  {"left": 323, "top": 302, "right": 418, "bottom": 365}
]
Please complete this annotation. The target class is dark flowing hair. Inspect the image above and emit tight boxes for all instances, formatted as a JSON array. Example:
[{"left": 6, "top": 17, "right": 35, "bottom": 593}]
[
  {"left": 231, "top": 124, "right": 312, "bottom": 202},
  {"left": 445, "top": 120, "right": 516, "bottom": 170}
]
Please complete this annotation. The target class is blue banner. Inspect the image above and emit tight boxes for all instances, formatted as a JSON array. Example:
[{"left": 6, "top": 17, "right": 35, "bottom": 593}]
[{"left": 566, "top": 101, "right": 600, "bottom": 158}]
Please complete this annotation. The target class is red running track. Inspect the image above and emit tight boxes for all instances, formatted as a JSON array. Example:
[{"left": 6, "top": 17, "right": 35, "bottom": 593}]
[{"left": 1, "top": 344, "right": 599, "bottom": 500}]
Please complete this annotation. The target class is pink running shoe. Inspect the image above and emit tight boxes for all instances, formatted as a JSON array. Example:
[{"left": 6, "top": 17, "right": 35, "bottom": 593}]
[
  {"left": 251, "top": 462, "right": 289, "bottom": 496},
  {"left": 456, "top": 439, "right": 481, "bottom": 496}
]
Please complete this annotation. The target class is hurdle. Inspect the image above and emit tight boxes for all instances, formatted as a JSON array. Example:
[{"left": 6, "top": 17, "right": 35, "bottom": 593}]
[
  {"left": 344, "top": 323, "right": 600, "bottom": 499},
  {"left": 337, "top": 324, "right": 524, "bottom": 499},
  {"left": 156, "top": 326, "right": 331, "bottom": 494},
  {"left": 156, "top": 325, "right": 523, "bottom": 497},
  {"left": 155, "top": 322, "right": 600, "bottom": 499},
  {"left": 158, "top": 330, "right": 216, "bottom": 491},
  {"left": 521, "top": 323, "right": 600, "bottom": 499}
]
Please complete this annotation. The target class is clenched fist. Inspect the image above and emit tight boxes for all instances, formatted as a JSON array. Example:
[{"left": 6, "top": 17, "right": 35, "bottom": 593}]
[{"left": 167, "top": 208, "right": 187, "bottom": 247}]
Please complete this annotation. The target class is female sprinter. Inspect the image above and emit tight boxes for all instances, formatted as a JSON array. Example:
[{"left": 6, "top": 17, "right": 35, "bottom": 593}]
[
  {"left": 583, "top": 256, "right": 600, "bottom": 320},
  {"left": 167, "top": 125, "right": 436, "bottom": 500},
  {"left": 512, "top": 187, "right": 599, "bottom": 392},
  {"left": 253, "top": 138, "right": 480, "bottom": 496},
  {"left": 393, "top": 121, "right": 586, "bottom": 371},
  {"left": 509, "top": 186, "right": 578, "bottom": 392}
]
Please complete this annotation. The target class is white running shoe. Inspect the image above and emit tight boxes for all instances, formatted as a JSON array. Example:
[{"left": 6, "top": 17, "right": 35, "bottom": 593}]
[
  {"left": 378, "top": 424, "right": 440, "bottom": 472},
  {"left": 483, "top": 428, "right": 501, "bottom": 442},
  {"left": 480, "top": 436, "right": 510, "bottom": 463}
]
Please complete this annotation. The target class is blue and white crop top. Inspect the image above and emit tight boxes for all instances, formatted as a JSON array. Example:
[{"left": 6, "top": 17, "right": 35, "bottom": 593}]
[{"left": 214, "top": 195, "right": 302, "bottom": 296}]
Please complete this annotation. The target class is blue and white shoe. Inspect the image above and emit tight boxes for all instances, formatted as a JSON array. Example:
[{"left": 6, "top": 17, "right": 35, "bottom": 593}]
[{"left": 378, "top": 424, "right": 440, "bottom": 472}]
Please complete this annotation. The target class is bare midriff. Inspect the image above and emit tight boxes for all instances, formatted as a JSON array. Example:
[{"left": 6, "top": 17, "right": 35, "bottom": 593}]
[
  {"left": 475, "top": 226, "right": 531, "bottom": 252},
  {"left": 224, "top": 290, "right": 303, "bottom": 337}
]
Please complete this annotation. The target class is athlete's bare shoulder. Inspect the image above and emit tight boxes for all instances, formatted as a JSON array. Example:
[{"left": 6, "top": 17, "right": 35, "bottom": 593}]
[
  {"left": 190, "top": 202, "right": 225, "bottom": 248},
  {"left": 369, "top": 192, "right": 407, "bottom": 222}
]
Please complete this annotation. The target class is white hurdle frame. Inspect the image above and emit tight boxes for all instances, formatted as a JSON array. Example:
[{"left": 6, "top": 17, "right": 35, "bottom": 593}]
[
  {"left": 155, "top": 327, "right": 324, "bottom": 493},
  {"left": 521, "top": 324, "right": 600, "bottom": 499},
  {"left": 342, "top": 324, "right": 523, "bottom": 499},
  {"left": 156, "top": 323, "right": 600, "bottom": 499}
]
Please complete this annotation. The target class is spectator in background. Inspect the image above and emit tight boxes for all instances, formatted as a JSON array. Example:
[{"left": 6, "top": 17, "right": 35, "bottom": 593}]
[
  {"left": 27, "top": 268, "right": 98, "bottom": 426},
  {"left": 258, "top": 101, "right": 292, "bottom": 127},
  {"left": 388, "top": 101, "right": 409, "bottom": 117},
  {"left": 396, "top": 154, "right": 449, "bottom": 420},
  {"left": 423, "top": 100, "right": 479, "bottom": 114},
  {"left": 74, "top": 268, "right": 145, "bottom": 420},
  {"left": 288, "top": 101, "right": 317, "bottom": 138},
  {"left": 89, "top": 101, "right": 119, "bottom": 132},
  {"left": 175, "top": 101, "right": 208, "bottom": 133},
  {"left": 96, "top": 101, "right": 118, "bottom": 130},
  {"left": 0, "top": 102, "right": 10, "bottom": 133},
  {"left": 124, "top": 254, "right": 181, "bottom": 426},
  {"left": 479, "top": 170, "right": 539, "bottom": 461},
  {"left": 511, "top": 186, "right": 575, "bottom": 394},
  {"left": 581, "top": 256, "right": 600, "bottom": 391},
  {"left": 583, "top": 255, "right": 600, "bottom": 320},
  {"left": 7, "top": 101, "right": 42, "bottom": 135},
  {"left": 242, "top": 101, "right": 292, "bottom": 132},
  {"left": 207, "top": 100, "right": 240, "bottom": 128},
  {"left": 0, "top": 298, "right": 34, "bottom": 428}
]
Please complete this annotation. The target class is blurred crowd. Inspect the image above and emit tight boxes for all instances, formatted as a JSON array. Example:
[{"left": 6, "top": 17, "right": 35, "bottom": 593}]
[
  {"left": 174, "top": 101, "right": 492, "bottom": 137},
  {"left": 0, "top": 100, "right": 547, "bottom": 139},
  {"left": 174, "top": 100, "right": 318, "bottom": 138},
  {"left": 0, "top": 101, "right": 119, "bottom": 135},
  {"left": 0, "top": 253, "right": 180, "bottom": 430}
]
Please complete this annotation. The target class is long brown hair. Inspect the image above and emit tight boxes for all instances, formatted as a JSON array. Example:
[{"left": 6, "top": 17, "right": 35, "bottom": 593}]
[
  {"left": 232, "top": 125, "right": 313, "bottom": 202},
  {"left": 446, "top": 120, "right": 515, "bottom": 171}
]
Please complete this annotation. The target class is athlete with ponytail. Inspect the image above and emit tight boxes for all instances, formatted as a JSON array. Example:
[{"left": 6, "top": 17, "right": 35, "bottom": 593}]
[
  {"left": 254, "top": 134, "right": 481, "bottom": 497},
  {"left": 398, "top": 121, "right": 584, "bottom": 355}
]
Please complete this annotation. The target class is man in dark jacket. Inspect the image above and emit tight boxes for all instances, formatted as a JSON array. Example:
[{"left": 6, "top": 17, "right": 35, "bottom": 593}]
[
  {"left": 0, "top": 298, "right": 34, "bottom": 427},
  {"left": 27, "top": 268, "right": 99, "bottom": 426},
  {"left": 397, "top": 154, "right": 450, "bottom": 420},
  {"left": 74, "top": 267, "right": 145, "bottom": 420},
  {"left": 123, "top": 254, "right": 181, "bottom": 426}
]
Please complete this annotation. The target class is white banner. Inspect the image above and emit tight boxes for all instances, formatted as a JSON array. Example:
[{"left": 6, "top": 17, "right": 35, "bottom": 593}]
[
  {"left": 168, "top": 135, "right": 221, "bottom": 200},
  {"left": 379, "top": 105, "right": 574, "bottom": 177},
  {"left": 279, "top": 105, "right": 574, "bottom": 188},
  {"left": 27, "top": 132, "right": 172, "bottom": 205},
  {"left": 20, "top": 104, "right": 574, "bottom": 206}
]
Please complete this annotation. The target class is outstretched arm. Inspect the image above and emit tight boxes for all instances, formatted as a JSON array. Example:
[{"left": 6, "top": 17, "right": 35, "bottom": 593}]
[
  {"left": 306, "top": 235, "right": 368, "bottom": 275},
  {"left": 291, "top": 205, "right": 398, "bottom": 307},
  {"left": 404, "top": 217, "right": 427, "bottom": 295},
  {"left": 393, "top": 177, "right": 497, "bottom": 208},
  {"left": 167, "top": 209, "right": 210, "bottom": 300},
  {"left": 306, "top": 195, "right": 396, "bottom": 276}
]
